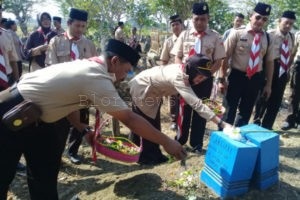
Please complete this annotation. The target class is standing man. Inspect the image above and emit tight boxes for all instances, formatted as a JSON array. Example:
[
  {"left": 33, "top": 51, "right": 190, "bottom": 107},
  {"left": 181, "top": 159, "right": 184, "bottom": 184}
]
[
  {"left": 160, "top": 14, "right": 183, "bottom": 130},
  {"left": 52, "top": 16, "right": 65, "bottom": 35},
  {"left": 218, "top": 2, "right": 275, "bottom": 127},
  {"left": 46, "top": 8, "right": 97, "bottom": 164},
  {"left": 171, "top": 2, "right": 225, "bottom": 153},
  {"left": 114, "top": 21, "right": 125, "bottom": 43},
  {"left": 0, "top": 39, "right": 186, "bottom": 200},
  {"left": 253, "top": 11, "right": 296, "bottom": 130},
  {"left": 281, "top": 30, "right": 300, "bottom": 130},
  {"left": 223, "top": 13, "right": 245, "bottom": 41}
]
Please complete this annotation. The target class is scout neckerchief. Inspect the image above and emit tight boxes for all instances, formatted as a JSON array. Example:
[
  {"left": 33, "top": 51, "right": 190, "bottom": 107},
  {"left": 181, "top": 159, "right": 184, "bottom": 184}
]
[
  {"left": 188, "top": 31, "right": 206, "bottom": 57},
  {"left": 0, "top": 47, "right": 9, "bottom": 89},
  {"left": 279, "top": 38, "right": 290, "bottom": 77},
  {"left": 246, "top": 31, "right": 262, "bottom": 79},
  {"left": 64, "top": 32, "right": 80, "bottom": 60},
  {"left": 176, "top": 63, "right": 186, "bottom": 140},
  {"left": 37, "top": 27, "right": 49, "bottom": 44}
]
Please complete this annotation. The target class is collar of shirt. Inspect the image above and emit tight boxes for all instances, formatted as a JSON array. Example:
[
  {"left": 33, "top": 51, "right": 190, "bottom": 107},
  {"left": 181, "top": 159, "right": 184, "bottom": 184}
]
[
  {"left": 275, "top": 27, "right": 290, "bottom": 40},
  {"left": 246, "top": 23, "right": 264, "bottom": 35},
  {"left": 189, "top": 27, "right": 209, "bottom": 36},
  {"left": 65, "top": 30, "right": 81, "bottom": 42},
  {"left": 172, "top": 34, "right": 179, "bottom": 42}
]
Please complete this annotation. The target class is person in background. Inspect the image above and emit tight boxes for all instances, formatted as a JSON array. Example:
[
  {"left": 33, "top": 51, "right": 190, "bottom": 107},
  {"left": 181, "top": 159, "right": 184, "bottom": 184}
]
[
  {"left": 23, "top": 12, "right": 57, "bottom": 72},
  {"left": 46, "top": 8, "right": 97, "bottom": 164},
  {"left": 52, "top": 16, "right": 65, "bottom": 35},
  {"left": 281, "top": 30, "right": 300, "bottom": 130},
  {"left": 171, "top": 2, "right": 225, "bottom": 153},
  {"left": 129, "top": 54, "right": 232, "bottom": 165},
  {"left": 222, "top": 13, "right": 245, "bottom": 41},
  {"left": 218, "top": 2, "right": 275, "bottom": 127},
  {"left": 160, "top": 14, "right": 183, "bottom": 131},
  {"left": 0, "top": 39, "right": 186, "bottom": 200},
  {"left": 5, "top": 20, "right": 23, "bottom": 77},
  {"left": 128, "top": 27, "right": 141, "bottom": 54},
  {"left": 114, "top": 21, "right": 125, "bottom": 43},
  {"left": 253, "top": 11, "right": 296, "bottom": 130}
]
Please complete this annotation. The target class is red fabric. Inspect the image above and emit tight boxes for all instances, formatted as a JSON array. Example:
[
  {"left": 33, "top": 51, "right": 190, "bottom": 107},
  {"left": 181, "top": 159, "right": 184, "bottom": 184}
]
[
  {"left": 176, "top": 64, "right": 186, "bottom": 139},
  {"left": 279, "top": 39, "right": 290, "bottom": 77},
  {"left": 0, "top": 48, "right": 8, "bottom": 89},
  {"left": 246, "top": 33, "right": 262, "bottom": 78},
  {"left": 37, "top": 28, "right": 48, "bottom": 44},
  {"left": 63, "top": 32, "right": 80, "bottom": 60}
]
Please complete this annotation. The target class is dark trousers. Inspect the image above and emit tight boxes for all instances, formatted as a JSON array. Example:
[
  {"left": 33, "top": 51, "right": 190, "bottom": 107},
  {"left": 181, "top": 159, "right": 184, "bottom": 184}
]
[
  {"left": 285, "top": 62, "right": 300, "bottom": 125},
  {"left": 223, "top": 68, "right": 264, "bottom": 126},
  {"left": 17, "top": 61, "right": 23, "bottom": 77},
  {"left": 254, "top": 61, "right": 288, "bottom": 129},
  {"left": 131, "top": 104, "right": 164, "bottom": 162},
  {"left": 0, "top": 88, "right": 69, "bottom": 200},
  {"left": 176, "top": 77, "right": 213, "bottom": 148},
  {"left": 67, "top": 108, "right": 89, "bottom": 156},
  {"left": 170, "top": 95, "right": 179, "bottom": 123}
]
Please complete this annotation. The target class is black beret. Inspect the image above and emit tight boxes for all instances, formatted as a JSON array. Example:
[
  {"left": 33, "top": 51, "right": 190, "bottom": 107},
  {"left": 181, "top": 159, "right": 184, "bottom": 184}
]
[
  {"left": 186, "top": 54, "right": 212, "bottom": 78},
  {"left": 192, "top": 2, "right": 209, "bottom": 15},
  {"left": 235, "top": 13, "right": 245, "bottom": 19},
  {"left": 69, "top": 8, "right": 88, "bottom": 21},
  {"left": 254, "top": 2, "right": 271, "bottom": 16},
  {"left": 281, "top": 10, "right": 296, "bottom": 20},
  {"left": 118, "top": 21, "right": 124, "bottom": 26},
  {"left": 105, "top": 39, "right": 140, "bottom": 66},
  {"left": 169, "top": 14, "right": 182, "bottom": 24},
  {"left": 5, "top": 20, "right": 15, "bottom": 29},
  {"left": 53, "top": 16, "right": 62, "bottom": 22}
]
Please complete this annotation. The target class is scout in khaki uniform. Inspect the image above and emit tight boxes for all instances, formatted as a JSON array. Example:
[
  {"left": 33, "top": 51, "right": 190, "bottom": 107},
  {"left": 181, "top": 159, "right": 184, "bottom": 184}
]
[
  {"left": 0, "top": 5, "right": 19, "bottom": 90},
  {"left": 129, "top": 54, "right": 232, "bottom": 165},
  {"left": 52, "top": 16, "right": 65, "bottom": 35},
  {"left": 0, "top": 39, "right": 186, "bottom": 200},
  {"left": 254, "top": 11, "right": 296, "bottom": 130},
  {"left": 171, "top": 2, "right": 225, "bottom": 153},
  {"left": 281, "top": 30, "right": 300, "bottom": 130},
  {"left": 23, "top": 12, "right": 57, "bottom": 72},
  {"left": 46, "top": 8, "right": 98, "bottom": 164},
  {"left": 222, "top": 13, "right": 245, "bottom": 42},
  {"left": 219, "top": 2, "right": 275, "bottom": 127},
  {"left": 160, "top": 14, "right": 183, "bottom": 131}
]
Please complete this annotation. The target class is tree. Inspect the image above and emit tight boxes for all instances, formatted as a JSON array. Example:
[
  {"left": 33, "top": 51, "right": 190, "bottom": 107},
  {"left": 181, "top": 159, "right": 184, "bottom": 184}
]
[{"left": 3, "top": 0, "right": 42, "bottom": 36}]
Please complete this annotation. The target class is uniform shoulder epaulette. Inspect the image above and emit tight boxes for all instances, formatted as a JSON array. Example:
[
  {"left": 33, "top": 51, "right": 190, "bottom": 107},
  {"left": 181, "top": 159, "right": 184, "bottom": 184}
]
[{"left": 267, "top": 29, "right": 276, "bottom": 34}]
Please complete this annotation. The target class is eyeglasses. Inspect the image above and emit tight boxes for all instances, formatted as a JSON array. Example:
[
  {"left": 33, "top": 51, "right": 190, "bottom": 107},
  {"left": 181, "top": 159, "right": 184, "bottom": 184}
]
[{"left": 255, "top": 15, "right": 268, "bottom": 22}]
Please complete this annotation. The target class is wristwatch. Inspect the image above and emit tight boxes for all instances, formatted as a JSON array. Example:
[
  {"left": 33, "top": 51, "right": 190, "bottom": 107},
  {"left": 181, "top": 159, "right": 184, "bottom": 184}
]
[{"left": 218, "top": 77, "right": 226, "bottom": 84}]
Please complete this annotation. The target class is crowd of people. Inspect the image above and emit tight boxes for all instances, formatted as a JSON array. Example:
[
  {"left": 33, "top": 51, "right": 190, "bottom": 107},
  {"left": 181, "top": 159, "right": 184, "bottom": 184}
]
[{"left": 0, "top": 1, "right": 300, "bottom": 199}]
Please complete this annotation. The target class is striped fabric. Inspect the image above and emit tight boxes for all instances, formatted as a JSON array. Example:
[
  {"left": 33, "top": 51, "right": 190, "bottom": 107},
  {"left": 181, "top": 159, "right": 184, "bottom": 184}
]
[
  {"left": 0, "top": 48, "right": 9, "bottom": 89},
  {"left": 279, "top": 39, "right": 290, "bottom": 77},
  {"left": 247, "top": 33, "right": 261, "bottom": 78}
]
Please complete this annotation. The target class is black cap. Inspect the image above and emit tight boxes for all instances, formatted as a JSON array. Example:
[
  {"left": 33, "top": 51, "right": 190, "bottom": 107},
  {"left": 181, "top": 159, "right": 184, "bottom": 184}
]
[
  {"left": 69, "top": 8, "right": 88, "bottom": 21},
  {"left": 281, "top": 10, "right": 296, "bottom": 20},
  {"left": 5, "top": 20, "right": 16, "bottom": 29},
  {"left": 105, "top": 39, "right": 140, "bottom": 66},
  {"left": 1, "top": 18, "right": 7, "bottom": 25},
  {"left": 254, "top": 2, "right": 271, "bottom": 16},
  {"left": 186, "top": 54, "right": 212, "bottom": 84},
  {"left": 192, "top": 2, "right": 209, "bottom": 15},
  {"left": 118, "top": 21, "right": 124, "bottom": 26},
  {"left": 53, "top": 16, "right": 62, "bottom": 22},
  {"left": 235, "top": 13, "right": 245, "bottom": 19},
  {"left": 169, "top": 14, "right": 182, "bottom": 24}
]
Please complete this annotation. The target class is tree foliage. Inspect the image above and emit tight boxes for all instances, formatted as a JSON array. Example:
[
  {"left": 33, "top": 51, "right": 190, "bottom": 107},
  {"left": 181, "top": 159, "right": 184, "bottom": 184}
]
[{"left": 3, "top": 0, "right": 42, "bottom": 36}]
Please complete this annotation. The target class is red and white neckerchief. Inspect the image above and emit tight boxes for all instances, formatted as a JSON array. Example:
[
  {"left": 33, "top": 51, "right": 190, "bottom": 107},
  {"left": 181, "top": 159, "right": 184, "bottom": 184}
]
[
  {"left": 246, "top": 32, "right": 262, "bottom": 79},
  {"left": 188, "top": 31, "right": 206, "bottom": 57},
  {"left": 279, "top": 38, "right": 290, "bottom": 77},
  {"left": 37, "top": 27, "right": 48, "bottom": 44},
  {"left": 0, "top": 47, "right": 9, "bottom": 89},
  {"left": 176, "top": 64, "right": 186, "bottom": 139},
  {"left": 64, "top": 32, "right": 80, "bottom": 61}
]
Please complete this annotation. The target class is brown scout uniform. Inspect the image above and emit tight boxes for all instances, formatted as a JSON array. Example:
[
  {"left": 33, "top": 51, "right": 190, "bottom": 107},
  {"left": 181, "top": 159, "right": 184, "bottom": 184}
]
[{"left": 160, "top": 34, "right": 178, "bottom": 64}]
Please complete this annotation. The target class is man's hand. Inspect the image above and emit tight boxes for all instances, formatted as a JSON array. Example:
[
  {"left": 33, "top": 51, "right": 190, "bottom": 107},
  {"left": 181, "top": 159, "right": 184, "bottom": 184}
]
[
  {"left": 161, "top": 139, "right": 187, "bottom": 160},
  {"left": 218, "top": 81, "right": 228, "bottom": 95},
  {"left": 262, "top": 85, "right": 272, "bottom": 100},
  {"left": 84, "top": 129, "right": 95, "bottom": 146}
]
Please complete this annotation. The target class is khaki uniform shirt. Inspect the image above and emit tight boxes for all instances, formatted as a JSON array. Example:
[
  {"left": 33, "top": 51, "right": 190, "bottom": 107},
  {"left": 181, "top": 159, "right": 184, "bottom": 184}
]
[
  {"left": 224, "top": 24, "right": 275, "bottom": 72},
  {"left": 268, "top": 28, "right": 294, "bottom": 60},
  {"left": 115, "top": 27, "right": 125, "bottom": 42},
  {"left": 171, "top": 27, "right": 225, "bottom": 63},
  {"left": 0, "top": 28, "right": 18, "bottom": 74},
  {"left": 17, "top": 56, "right": 128, "bottom": 123},
  {"left": 45, "top": 31, "right": 97, "bottom": 65},
  {"left": 160, "top": 34, "right": 178, "bottom": 64},
  {"left": 293, "top": 31, "right": 300, "bottom": 62},
  {"left": 53, "top": 27, "right": 65, "bottom": 35},
  {"left": 8, "top": 30, "right": 22, "bottom": 61},
  {"left": 129, "top": 64, "right": 215, "bottom": 120}
]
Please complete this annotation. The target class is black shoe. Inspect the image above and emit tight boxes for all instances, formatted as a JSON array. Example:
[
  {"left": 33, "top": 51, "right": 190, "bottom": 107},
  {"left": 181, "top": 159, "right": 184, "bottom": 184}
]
[
  {"left": 69, "top": 155, "right": 82, "bottom": 165},
  {"left": 191, "top": 145, "right": 202, "bottom": 154},
  {"left": 16, "top": 162, "right": 26, "bottom": 171},
  {"left": 281, "top": 122, "right": 295, "bottom": 131},
  {"left": 138, "top": 155, "right": 169, "bottom": 165}
]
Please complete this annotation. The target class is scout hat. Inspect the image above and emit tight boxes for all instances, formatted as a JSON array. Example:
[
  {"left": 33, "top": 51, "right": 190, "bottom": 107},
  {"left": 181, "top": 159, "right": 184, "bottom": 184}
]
[
  {"left": 185, "top": 54, "right": 212, "bottom": 84},
  {"left": 254, "top": 2, "right": 271, "bottom": 16},
  {"left": 235, "top": 13, "right": 245, "bottom": 19},
  {"left": 281, "top": 10, "right": 296, "bottom": 20},
  {"left": 192, "top": 2, "right": 209, "bottom": 15},
  {"left": 169, "top": 14, "right": 182, "bottom": 24},
  {"left": 69, "top": 8, "right": 88, "bottom": 21},
  {"left": 105, "top": 39, "right": 140, "bottom": 66},
  {"left": 5, "top": 20, "right": 15, "bottom": 29},
  {"left": 53, "top": 16, "right": 62, "bottom": 23},
  {"left": 118, "top": 21, "right": 124, "bottom": 26}
]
